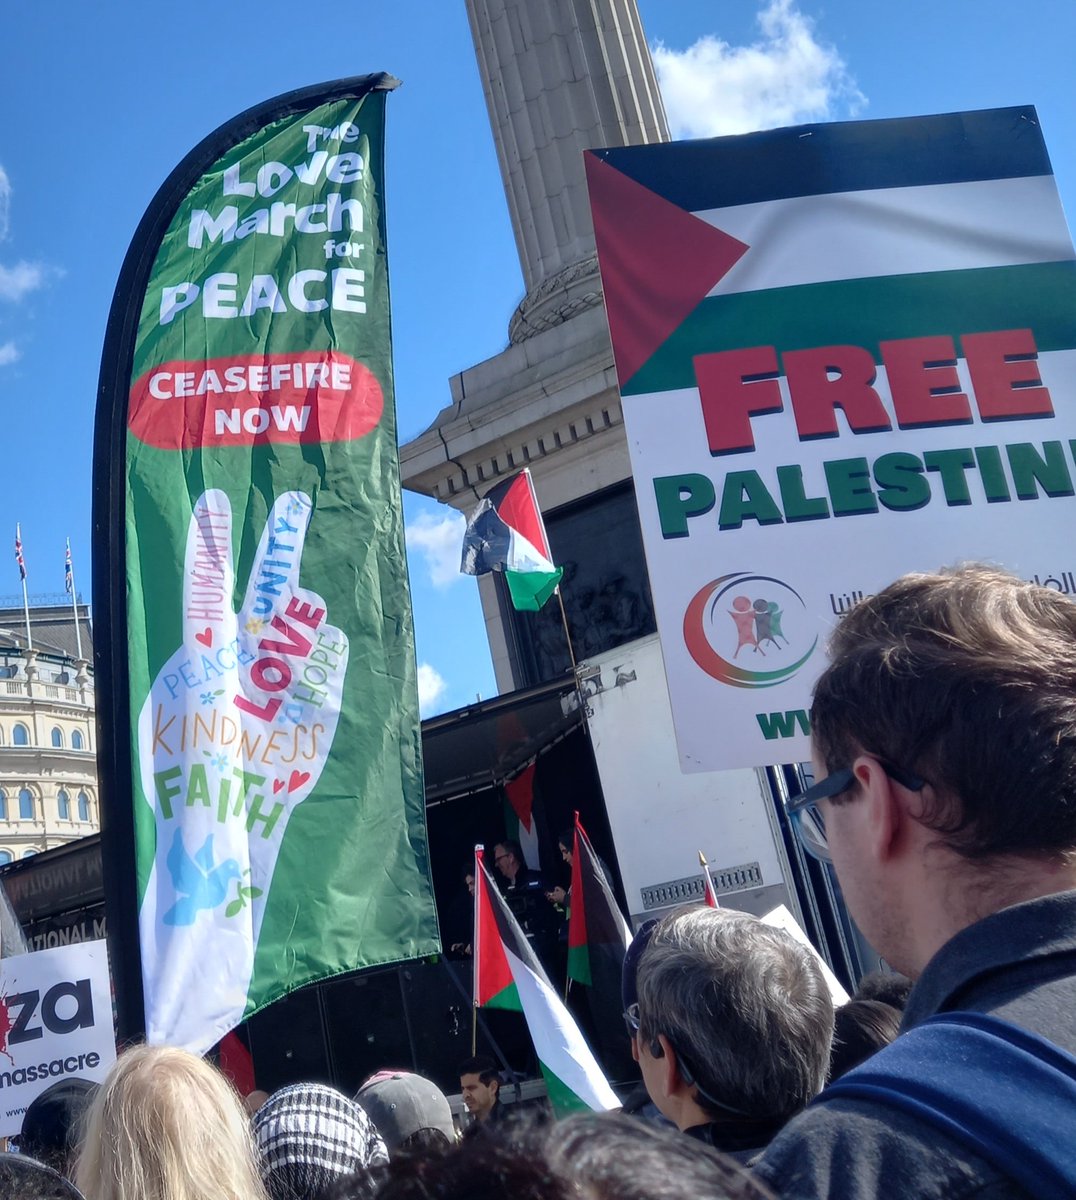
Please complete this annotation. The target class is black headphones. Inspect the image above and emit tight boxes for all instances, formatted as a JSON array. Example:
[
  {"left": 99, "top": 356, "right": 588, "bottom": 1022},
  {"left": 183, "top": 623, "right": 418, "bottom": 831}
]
[{"left": 650, "top": 1033, "right": 754, "bottom": 1119}]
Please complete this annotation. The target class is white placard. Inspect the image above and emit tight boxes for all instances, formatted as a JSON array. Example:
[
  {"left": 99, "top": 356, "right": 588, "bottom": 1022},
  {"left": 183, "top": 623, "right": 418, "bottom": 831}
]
[
  {"left": 587, "top": 109, "right": 1076, "bottom": 771},
  {"left": 762, "top": 904, "right": 849, "bottom": 1006},
  {"left": 0, "top": 942, "right": 115, "bottom": 1137}
]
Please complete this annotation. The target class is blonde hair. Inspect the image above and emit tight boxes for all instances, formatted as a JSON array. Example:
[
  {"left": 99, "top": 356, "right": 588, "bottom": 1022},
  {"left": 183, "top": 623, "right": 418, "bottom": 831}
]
[{"left": 74, "top": 1044, "right": 268, "bottom": 1200}]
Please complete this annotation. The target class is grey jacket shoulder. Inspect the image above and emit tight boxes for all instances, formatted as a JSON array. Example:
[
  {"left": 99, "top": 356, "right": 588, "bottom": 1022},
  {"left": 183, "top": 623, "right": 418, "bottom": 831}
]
[{"left": 753, "top": 1097, "right": 1034, "bottom": 1200}]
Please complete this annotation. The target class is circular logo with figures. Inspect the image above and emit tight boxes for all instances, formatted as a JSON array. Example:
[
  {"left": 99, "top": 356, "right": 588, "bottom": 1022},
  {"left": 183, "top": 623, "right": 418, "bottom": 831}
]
[{"left": 683, "top": 572, "right": 817, "bottom": 688}]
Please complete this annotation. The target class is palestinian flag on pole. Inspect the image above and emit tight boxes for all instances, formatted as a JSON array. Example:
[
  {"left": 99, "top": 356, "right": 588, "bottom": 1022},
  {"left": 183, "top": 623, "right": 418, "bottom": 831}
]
[
  {"left": 699, "top": 851, "right": 721, "bottom": 909},
  {"left": 473, "top": 847, "right": 619, "bottom": 1115},
  {"left": 567, "top": 815, "right": 631, "bottom": 987},
  {"left": 460, "top": 469, "right": 563, "bottom": 611}
]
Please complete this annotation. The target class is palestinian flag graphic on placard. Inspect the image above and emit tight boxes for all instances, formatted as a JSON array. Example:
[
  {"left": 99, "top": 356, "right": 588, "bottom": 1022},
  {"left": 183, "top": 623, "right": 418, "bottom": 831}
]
[
  {"left": 585, "top": 106, "right": 1076, "bottom": 398},
  {"left": 461, "top": 469, "right": 563, "bottom": 611},
  {"left": 566, "top": 816, "right": 631, "bottom": 988},
  {"left": 472, "top": 848, "right": 618, "bottom": 1115}
]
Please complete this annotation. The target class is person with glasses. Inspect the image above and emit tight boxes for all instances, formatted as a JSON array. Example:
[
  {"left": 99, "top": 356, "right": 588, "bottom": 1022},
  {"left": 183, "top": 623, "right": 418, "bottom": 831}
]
[
  {"left": 493, "top": 839, "right": 559, "bottom": 972},
  {"left": 627, "top": 906, "right": 833, "bottom": 1163},
  {"left": 756, "top": 564, "right": 1076, "bottom": 1199}
]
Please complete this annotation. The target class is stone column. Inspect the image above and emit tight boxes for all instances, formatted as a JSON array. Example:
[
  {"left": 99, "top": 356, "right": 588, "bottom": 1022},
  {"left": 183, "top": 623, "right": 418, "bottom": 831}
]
[{"left": 466, "top": 0, "right": 668, "bottom": 341}]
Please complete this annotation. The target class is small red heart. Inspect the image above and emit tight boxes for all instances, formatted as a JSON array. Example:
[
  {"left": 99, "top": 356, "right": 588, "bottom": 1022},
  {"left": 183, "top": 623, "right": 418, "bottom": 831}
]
[
  {"left": 288, "top": 770, "right": 310, "bottom": 793},
  {"left": 195, "top": 628, "right": 213, "bottom": 648},
  {"left": 273, "top": 779, "right": 285, "bottom": 794}
]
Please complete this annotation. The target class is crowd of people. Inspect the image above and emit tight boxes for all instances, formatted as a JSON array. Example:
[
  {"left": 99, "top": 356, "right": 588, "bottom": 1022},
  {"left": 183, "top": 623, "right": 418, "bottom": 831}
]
[{"left": 6, "top": 562, "right": 1076, "bottom": 1198}]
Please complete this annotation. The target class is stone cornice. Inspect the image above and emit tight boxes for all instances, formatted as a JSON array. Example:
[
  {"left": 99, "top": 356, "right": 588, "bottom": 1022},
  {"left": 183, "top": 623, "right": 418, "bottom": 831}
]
[{"left": 400, "top": 305, "right": 628, "bottom": 507}]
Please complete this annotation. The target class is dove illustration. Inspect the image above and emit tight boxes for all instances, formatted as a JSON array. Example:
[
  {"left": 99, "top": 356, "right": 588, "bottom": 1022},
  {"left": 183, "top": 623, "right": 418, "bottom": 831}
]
[{"left": 162, "top": 828, "right": 242, "bottom": 926}]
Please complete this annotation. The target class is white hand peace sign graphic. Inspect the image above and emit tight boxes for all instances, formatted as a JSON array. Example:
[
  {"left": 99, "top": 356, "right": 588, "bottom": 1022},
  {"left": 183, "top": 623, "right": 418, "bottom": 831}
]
[{"left": 136, "top": 487, "right": 348, "bottom": 1050}]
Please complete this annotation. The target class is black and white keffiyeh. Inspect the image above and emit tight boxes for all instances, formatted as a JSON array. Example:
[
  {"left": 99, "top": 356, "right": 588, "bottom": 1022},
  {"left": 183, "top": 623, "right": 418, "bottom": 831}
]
[{"left": 254, "top": 1082, "right": 389, "bottom": 1200}]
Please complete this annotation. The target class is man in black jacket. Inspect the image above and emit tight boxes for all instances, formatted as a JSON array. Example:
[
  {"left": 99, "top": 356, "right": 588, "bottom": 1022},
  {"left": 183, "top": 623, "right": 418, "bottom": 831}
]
[{"left": 756, "top": 565, "right": 1076, "bottom": 1199}]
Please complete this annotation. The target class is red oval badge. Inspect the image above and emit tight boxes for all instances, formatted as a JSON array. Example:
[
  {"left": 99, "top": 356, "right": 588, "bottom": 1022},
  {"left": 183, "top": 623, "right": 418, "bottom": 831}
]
[{"left": 128, "top": 351, "right": 384, "bottom": 449}]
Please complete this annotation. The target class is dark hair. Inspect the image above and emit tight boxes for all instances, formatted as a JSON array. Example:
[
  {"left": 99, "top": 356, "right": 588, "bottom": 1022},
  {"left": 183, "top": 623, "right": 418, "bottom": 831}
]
[
  {"left": 0, "top": 1156, "right": 86, "bottom": 1199},
  {"left": 828, "top": 1000, "right": 902, "bottom": 1081},
  {"left": 812, "top": 564, "right": 1076, "bottom": 858},
  {"left": 494, "top": 839, "right": 523, "bottom": 864},
  {"left": 326, "top": 1112, "right": 774, "bottom": 1200},
  {"left": 398, "top": 1128, "right": 453, "bottom": 1154},
  {"left": 556, "top": 828, "right": 573, "bottom": 852},
  {"left": 20, "top": 1077, "right": 97, "bottom": 1178},
  {"left": 853, "top": 970, "right": 913, "bottom": 1011},
  {"left": 457, "top": 1056, "right": 500, "bottom": 1088}
]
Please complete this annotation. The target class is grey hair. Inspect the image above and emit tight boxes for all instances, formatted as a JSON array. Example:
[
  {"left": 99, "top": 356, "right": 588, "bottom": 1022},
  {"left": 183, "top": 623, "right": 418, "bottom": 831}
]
[{"left": 636, "top": 907, "right": 834, "bottom": 1121}]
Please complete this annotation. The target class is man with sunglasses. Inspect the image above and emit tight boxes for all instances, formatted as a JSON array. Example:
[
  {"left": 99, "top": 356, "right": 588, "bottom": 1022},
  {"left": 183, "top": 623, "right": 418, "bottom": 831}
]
[
  {"left": 756, "top": 565, "right": 1076, "bottom": 1199},
  {"left": 628, "top": 906, "right": 833, "bottom": 1163}
]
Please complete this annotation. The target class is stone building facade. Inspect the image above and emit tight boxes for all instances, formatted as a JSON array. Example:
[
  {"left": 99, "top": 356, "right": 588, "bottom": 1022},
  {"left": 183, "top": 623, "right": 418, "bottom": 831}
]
[{"left": 0, "top": 602, "right": 98, "bottom": 862}]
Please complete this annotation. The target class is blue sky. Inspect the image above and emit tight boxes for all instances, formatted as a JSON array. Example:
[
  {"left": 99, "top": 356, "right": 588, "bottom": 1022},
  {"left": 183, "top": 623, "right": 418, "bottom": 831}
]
[{"left": 2, "top": 1, "right": 1074, "bottom": 716}]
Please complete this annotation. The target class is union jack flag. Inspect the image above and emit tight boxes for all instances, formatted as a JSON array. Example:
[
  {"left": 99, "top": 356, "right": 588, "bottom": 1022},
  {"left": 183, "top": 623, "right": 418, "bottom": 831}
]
[
  {"left": 14, "top": 524, "right": 25, "bottom": 582},
  {"left": 65, "top": 539, "right": 72, "bottom": 593}
]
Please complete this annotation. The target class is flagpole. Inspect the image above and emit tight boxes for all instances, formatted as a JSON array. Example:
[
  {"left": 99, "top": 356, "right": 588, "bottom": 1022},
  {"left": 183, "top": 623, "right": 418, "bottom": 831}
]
[
  {"left": 556, "top": 586, "right": 596, "bottom": 729},
  {"left": 66, "top": 539, "right": 83, "bottom": 660},
  {"left": 20, "top": 577, "right": 32, "bottom": 652},
  {"left": 472, "top": 844, "right": 481, "bottom": 1054},
  {"left": 700, "top": 850, "right": 721, "bottom": 908},
  {"left": 16, "top": 526, "right": 31, "bottom": 652},
  {"left": 564, "top": 809, "right": 580, "bottom": 1003}
]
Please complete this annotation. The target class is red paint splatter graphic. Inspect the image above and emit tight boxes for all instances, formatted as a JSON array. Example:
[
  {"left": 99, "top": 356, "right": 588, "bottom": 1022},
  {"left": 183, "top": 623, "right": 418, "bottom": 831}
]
[{"left": 0, "top": 995, "right": 14, "bottom": 1065}]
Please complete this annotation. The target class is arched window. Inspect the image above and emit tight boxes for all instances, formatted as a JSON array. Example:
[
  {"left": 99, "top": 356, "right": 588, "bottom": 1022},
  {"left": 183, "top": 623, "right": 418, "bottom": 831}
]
[
  {"left": 21, "top": 849, "right": 36, "bottom": 859},
  {"left": 72, "top": 730, "right": 84, "bottom": 750},
  {"left": 57, "top": 789, "right": 70, "bottom": 820},
  {"left": 51, "top": 727, "right": 64, "bottom": 748},
  {"left": 12, "top": 724, "right": 29, "bottom": 747},
  {"left": 19, "top": 789, "right": 34, "bottom": 820},
  {"left": 0, "top": 791, "right": 7, "bottom": 821},
  {"left": 0, "top": 851, "right": 11, "bottom": 866},
  {"left": 77, "top": 791, "right": 90, "bottom": 822}
]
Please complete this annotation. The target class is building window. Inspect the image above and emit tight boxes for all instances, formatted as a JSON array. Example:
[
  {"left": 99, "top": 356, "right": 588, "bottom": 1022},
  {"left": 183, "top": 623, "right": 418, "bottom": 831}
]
[
  {"left": 72, "top": 730, "right": 84, "bottom": 750},
  {"left": 19, "top": 789, "right": 34, "bottom": 820},
  {"left": 12, "top": 724, "right": 29, "bottom": 747},
  {"left": 57, "top": 789, "right": 70, "bottom": 820},
  {"left": 51, "top": 727, "right": 64, "bottom": 748},
  {"left": 78, "top": 791, "right": 90, "bottom": 822},
  {"left": 21, "top": 849, "right": 36, "bottom": 859},
  {"left": 0, "top": 851, "right": 11, "bottom": 866},
  {"left": 0, "top": 792, "right": 6, "bottom": 821}
]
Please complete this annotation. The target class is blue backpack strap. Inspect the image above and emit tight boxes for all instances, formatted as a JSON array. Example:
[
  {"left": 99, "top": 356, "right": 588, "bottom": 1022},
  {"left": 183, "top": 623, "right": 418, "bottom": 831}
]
[{"left": 819, "top": 1011, "right": 1076, "bottom": 1200}]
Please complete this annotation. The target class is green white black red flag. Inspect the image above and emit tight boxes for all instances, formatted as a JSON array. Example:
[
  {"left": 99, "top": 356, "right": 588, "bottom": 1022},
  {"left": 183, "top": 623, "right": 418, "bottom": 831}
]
[
  {"left": 472, "top": 847, "right": 618, "bottom": 1115},
  {"left": 461, "top": 469, "right": 563, "bottom": 611}
]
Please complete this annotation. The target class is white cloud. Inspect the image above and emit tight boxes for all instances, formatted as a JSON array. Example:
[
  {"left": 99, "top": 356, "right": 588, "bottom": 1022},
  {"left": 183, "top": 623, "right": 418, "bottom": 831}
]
[
  {"left": 405, "top": 509, "right": 467, "bottom": 589},
  {"left": 0, "top": 261, "right": 47, "bottom": 303},
  {"left": 417, "top": 662, "right": 448, "bottom": 716},
  {"left": 653, "top": 0, "right": 865, "bottom": 139},
  {"left": 0, "top": 167, "right": 10, "bottom": 241},
  {"left": 0, "top": 342, "right": 19, "bottom": 367}
]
